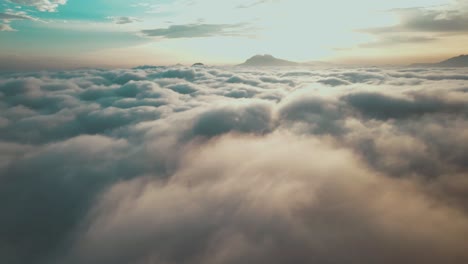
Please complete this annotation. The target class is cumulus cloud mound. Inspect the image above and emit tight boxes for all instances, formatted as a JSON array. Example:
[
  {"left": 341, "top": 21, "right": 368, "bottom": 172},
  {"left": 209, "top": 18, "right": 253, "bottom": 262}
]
[{"left": 1, "top": 65, "right": 468, "bottom": 264}]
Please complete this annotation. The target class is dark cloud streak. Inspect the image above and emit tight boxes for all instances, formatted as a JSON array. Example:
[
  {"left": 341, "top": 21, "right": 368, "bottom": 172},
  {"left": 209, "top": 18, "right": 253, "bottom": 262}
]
[
  {"left": 358, "top": 2, "right": 468, "bottom": 48},
  {"left": 141, "top": 23, "right": 249, "bottom": 38}
]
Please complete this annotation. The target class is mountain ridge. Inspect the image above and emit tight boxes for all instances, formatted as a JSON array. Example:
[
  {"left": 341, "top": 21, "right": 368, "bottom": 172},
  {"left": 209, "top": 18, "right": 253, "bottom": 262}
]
[
  {"left": 238, "top": 54, "right": 299, "bottom": 67},
  {"left": 411, "top": 54, "right": 468, "bottom": 67}
]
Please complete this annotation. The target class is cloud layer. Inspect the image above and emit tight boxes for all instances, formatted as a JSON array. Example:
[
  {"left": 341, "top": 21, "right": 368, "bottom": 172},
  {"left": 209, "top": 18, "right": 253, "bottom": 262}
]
[{"left": 1, "top": 65, "right": 468, "bottom": 264}]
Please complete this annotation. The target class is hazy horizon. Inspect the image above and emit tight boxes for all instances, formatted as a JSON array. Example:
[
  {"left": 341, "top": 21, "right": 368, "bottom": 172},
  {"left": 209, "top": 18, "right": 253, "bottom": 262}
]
[
  {"left": 0, "top": 52, "right": 464, "bottom": 72},
  {"left": 1, "top": 0, "right": 468, "bottom": 69}
]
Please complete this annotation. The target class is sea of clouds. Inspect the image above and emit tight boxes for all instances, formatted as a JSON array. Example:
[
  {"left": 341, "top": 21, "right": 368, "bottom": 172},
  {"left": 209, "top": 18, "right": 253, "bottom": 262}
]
[{"left": 1, "top": 65, "right": 468, "bottom": 264}]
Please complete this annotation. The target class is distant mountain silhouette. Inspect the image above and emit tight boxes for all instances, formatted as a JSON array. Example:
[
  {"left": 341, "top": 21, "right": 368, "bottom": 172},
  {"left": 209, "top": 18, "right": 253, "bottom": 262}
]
[
  {"left": 192, "top": 63, "right": 205, "bottom": 67},
  {"left": 239, "top": 54, "right": 299, "bottom": 66},
  {"left": 411, "top": 54, "right": 468, "bottom": 67}
]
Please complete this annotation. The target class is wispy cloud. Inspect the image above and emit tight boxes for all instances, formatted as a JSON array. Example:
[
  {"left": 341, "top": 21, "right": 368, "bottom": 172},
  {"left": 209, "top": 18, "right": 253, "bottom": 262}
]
[
  {"left": 7, "top": 0, "right": 67, "bottom": 12},
  {"left": 358, "top": 2, "right": 468, "bottom": 48},
  {"left": 0, "top": 12, "right": 33, "bottom": 20},
  {"left": 107, "top": 16, "right": 141, "bottom": 25},
  {"left": 363, "top": 7, "right": 468, "bottom": 34},
  {"left": 0, "top": 23, "right": 16, "bottom": 31},
  {"left": 0, "top": 11, "right": 36, "bottom": 31},
  {"left": 359, "top": 35, "right": 437, "bottom": 48},
  {"left": 237, "top": 0, "right": 274, "bottom": 8},
  {"left": 141, "top": 23, "right": 250, "bottom": 38}
]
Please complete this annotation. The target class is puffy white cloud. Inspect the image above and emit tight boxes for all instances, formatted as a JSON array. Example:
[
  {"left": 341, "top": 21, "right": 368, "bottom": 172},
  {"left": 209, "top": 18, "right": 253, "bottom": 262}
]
[
  {"left": 66, "top": 133, "right": 468, "bottom": 264},
  {"left": 1, "top": 65, "right": 468, "bottom": 264},
  {"left": 7, "top": 0, "right": 67, "bottom": 12}
]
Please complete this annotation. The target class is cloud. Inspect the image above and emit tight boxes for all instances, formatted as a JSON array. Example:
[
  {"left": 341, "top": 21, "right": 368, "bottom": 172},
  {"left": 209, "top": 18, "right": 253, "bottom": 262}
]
[
  {"left": 0, "top": 12, "right": 33, "bottom": 20},
  {"left": 0, "top": 23, "right": 15, "bottom": 31},
  {"left": 343, "top": 91, "right": 468, "bottom": 120},
  {"left": 359, "top": 35, "right": 437, "bottom": 48},
  {"left": 107, "top": 16, "right": 141, "bottom": 25},
  {"left": 358, "top": 2, "right": 468, "bottom": 48},
  {"left": 189, "top": 101, "right": 273, "bottom": 138},
  {"left": 392, "top": 6, "right": 468, "bottom": 33},
  {"left": 7, "top": 0, "right": 67, "bottom": 12},
  {"left": 0, "top": 11, "right": 35, "bottom": 31},
  {"left": 317, "top": 77, "right": 351, "bottom": 86},
  {"left": 141, "top": 23, "right": 247, "bottom": 38},
  {"left": 167, "top": 83, "right": 199, "bottom": 94},
  {"left": 320, "top": 70, "right": 386, "bottom": 84},
  {"left": 1, "top": 66, "right": 468, "bottom": 264},
  {"left": 66, "top": 133, "right": 468, "bottom": 264},
  {"left": 362, "top": 9, "right": 468, "bottom": 35},
  {"left": 237, "top": 0, "right": 273, "bottom": 8}
]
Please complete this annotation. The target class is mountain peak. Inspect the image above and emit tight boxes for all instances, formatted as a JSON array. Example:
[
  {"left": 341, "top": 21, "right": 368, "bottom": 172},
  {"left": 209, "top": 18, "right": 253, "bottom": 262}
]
[
  {"left": 411, "top": 54, "right": 468, "bottom": 67},
  {"left": 239, "top": 54, "right": 298, "bottom": 67},
  {"left": 438, "top": 54, "right": 468, "bottom": 67},
  {"left": 250, "top": 54, "right": 275, "bottom": 59}
]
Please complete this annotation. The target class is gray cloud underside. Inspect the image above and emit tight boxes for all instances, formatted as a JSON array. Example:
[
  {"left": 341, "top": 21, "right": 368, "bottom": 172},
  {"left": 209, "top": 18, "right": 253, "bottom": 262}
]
[
  {"left": 141, "top": 23, "right": 246, "bottom": 38},
  {"left": 359, "top": 3, "right": 468, "bottom": 47},
  {"left": 108, "top": 16, "right": 140, "bottom": 25},
  {"left": 364, "top": 5, "right": 468, "bottom": 34},
  {"left": 359, "top": 35, "right": 437, "bottom": 48},
  {"left": 1, "top": 66, "right": 468, "bottom": 264}
]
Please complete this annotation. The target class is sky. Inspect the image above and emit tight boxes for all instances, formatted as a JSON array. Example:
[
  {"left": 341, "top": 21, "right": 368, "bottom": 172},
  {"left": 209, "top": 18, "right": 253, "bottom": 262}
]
[{"left": 1, "top": 0, "right": 468, "bottom": 68}]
